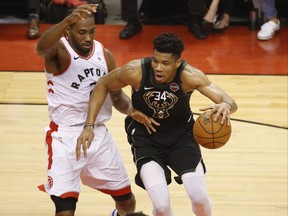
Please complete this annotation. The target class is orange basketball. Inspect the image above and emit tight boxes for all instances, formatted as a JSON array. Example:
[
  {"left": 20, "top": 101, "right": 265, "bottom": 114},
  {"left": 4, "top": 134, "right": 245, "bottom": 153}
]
[{"left": 193, "top": 112, "right": 232, "bottom": 149}]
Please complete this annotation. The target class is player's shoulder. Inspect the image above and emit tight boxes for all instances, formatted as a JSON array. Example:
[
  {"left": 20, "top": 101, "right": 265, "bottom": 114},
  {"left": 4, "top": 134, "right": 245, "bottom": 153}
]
[
  {"left": 124, "top": 59, "right": 142, "bottom": 69},
  {"left": 181, "top": 64, "right": 209, "bottom": 91},
  {"left": 183, "top": 64, "right": 206, "bottom": 77},
  {"left": 119, "top": 59, "right": 142, "bottom": 81},
  {"left": 104, "top": 48, "right": 114, "bottom": 60}
]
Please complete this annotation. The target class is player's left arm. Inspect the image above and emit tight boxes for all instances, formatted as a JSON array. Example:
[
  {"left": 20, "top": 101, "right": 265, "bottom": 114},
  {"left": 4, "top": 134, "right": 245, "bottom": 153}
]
[
  {"left": 199, "top": 82, "right": 237, "bottom": 124},
  {"left": 182, "top": 66, "right": 238, "bottom": 124}
]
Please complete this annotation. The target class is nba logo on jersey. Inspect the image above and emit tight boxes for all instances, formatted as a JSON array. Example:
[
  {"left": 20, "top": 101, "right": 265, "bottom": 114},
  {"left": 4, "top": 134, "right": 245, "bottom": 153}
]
[
  {"left": 47, "top": 176, "right": 53, "bottom": 189},
  {"left": 169, "top": 82, "right": 179, "bottom": 92}
]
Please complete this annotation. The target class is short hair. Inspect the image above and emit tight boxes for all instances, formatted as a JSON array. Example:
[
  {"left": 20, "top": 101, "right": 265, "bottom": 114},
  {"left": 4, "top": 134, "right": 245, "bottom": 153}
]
[
  {"left": 125, "top": 211, "right": 149, "bottom": 216},
  {"left": 153, "top": 33, "right": 184, "bottom": 58}
]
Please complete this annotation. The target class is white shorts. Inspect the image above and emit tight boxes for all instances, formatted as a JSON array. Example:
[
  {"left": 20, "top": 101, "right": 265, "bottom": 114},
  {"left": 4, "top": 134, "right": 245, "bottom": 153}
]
[{"left": 38, "top": 121, "right": 131, "bottom": 199}]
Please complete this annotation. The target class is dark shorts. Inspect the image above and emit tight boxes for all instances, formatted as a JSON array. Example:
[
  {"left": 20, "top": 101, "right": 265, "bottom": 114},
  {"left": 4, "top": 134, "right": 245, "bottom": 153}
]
[{"left": 125, "top": 116, "right": 205, "bottom": 189}]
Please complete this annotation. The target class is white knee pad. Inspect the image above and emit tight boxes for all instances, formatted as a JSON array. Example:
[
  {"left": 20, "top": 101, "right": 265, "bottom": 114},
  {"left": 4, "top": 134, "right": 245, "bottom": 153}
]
[
  {"left": 140, "top": 160, "right": 166, "bottom": 189},
  {"left": 140, "top": 161, "right": 174, "bottom": 216}
]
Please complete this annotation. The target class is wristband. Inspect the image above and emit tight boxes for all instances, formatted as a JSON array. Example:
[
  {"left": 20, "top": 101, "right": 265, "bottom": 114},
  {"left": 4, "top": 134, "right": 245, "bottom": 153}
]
[
  {"left": 223, "top": 101, "right": 232, "bottom": 109},
  {"left": 84, "top": 123, "right": 94, "bottom": 129}
]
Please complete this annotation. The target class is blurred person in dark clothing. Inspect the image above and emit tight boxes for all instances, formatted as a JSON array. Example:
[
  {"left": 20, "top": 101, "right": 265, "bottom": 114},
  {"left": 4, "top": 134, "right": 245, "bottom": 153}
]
[{"left": 27, "top": 0, "right": 40, "bottom": 39}]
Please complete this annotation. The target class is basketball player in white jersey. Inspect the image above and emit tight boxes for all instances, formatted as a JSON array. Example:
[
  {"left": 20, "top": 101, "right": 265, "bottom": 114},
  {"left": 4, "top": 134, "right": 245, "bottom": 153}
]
[{"left": 36, "top": 4, "right": 148, "bottom": 216}]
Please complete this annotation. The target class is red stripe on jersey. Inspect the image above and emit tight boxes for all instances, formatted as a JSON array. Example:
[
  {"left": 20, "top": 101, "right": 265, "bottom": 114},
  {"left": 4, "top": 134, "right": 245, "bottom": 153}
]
[
  {"left": 60, "top": 192, "right": 79, "bottom": 199},
  {"left": 98, "top": 185, "right": 132, "bottom": 196},
  {"left": 46, "top": 121, "right": 58, "bottom": 170}
]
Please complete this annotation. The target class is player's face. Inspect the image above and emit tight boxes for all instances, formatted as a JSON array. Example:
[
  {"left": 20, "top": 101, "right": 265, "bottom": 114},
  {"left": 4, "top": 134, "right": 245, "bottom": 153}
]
[
  {"left": 69, "top": 16, "right": 96, "bottom": 55},
  {"left": 151, "top": 50, "right": 182, "bottom": 84}
]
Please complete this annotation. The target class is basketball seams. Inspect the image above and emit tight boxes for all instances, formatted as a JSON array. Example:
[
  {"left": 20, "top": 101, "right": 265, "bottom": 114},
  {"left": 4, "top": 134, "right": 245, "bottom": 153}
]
[
  {"left": 193, "top": 113, "right": 232, "bottom": 149},
  {"left": 198, "top": 118, "right": 212, "bottom": 134},
  {"left": 211, "top": 119, "right": 215, "bottom": 148},
  {"left": 194, "top": 131, "right": 231, "bottom": 139},
  {"left": 203, "top": 142, "right": 225, "bottom": 148},
  {"left": 214, "top": 121, "right": 224, "bottom": 134}
]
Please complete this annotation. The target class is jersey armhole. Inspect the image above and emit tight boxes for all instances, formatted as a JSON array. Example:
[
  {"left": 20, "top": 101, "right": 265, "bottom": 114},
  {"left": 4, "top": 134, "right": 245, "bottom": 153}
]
[{"left": 138, "top": 58, "right": 149, "bottom": 91}]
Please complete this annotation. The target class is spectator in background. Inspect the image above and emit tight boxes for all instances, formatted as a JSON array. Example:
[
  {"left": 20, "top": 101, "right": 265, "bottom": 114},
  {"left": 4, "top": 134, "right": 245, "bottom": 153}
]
[
  {"left": 119, "top": 0, "right": 235, "bottom": 40},
  {"left": 27, "top": 0, "right": 40, "bottom": 39},
  {"left": 202, "top": 0, "right": 234, "bottom": 33},
  {"left": 202, "top": 0, "right": 220, "bottom": 31},
  {"left": 187, "top": 0, "right": 209, "bottom": 39},
  {"left": 26, "top": 0, "right": 89, "bottom": 39},
  {"left": 48, "top": 0, "right": 107, "bottom": 24},
  {"left": 119, "top": 0, "right": 209, "bottom": 40},
  {"left": 119, "top": 0, "right": 142, "bottom": 39},
  {"left": 257, "top": 0, "right": 280, "bottom": 40}
]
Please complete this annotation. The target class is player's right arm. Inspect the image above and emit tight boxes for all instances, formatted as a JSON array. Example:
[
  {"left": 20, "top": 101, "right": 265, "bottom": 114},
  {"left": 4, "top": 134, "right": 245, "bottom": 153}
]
[
  {"left": 76, "top": 63, "right": 136, "bottom": 161},
  {"left": 36, "top": 4, "right": 97, "bottom": 57},
  {"left": 76, "top": 60, "right": 159, "bottom": 160},
  {"left": 104, "top": 60, "right": 160, "bottom": 129},
  {"left": 79, "top": 60, "right": 147, "bottom": 133},
  {"left": 36, "top": 4, "right": 98, "bottom": 75}
]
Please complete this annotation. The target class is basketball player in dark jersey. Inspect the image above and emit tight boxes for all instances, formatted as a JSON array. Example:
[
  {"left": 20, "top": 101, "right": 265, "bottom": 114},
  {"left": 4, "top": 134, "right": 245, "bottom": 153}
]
[{"left": 77, "top": 33, "right": 238, "bottom": 216}]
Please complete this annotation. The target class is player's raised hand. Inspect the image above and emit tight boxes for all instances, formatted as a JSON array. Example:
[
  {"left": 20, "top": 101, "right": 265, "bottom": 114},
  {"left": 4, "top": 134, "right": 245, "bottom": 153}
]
[{"left": 66, "top": 4, "right": 98, "bottom": 23}]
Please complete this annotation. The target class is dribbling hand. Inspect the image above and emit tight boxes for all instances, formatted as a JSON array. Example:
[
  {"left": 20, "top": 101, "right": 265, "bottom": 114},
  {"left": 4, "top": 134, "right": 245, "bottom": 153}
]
[{"left": 199, "top": 101, "right": 232, "bottom": 125}]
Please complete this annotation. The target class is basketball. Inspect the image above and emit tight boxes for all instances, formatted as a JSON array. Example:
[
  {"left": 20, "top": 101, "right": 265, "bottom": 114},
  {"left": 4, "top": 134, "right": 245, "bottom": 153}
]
[{"left": 193, "top": 112, "right": 232, "bottom": 149}]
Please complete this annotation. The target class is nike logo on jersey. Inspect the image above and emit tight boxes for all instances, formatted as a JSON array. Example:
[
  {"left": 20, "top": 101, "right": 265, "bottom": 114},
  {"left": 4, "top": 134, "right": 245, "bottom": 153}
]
[
  {"left": 74, "top": 56, "right": 80, "bottom": 60},
  {"left": 144, "top": 86, "right": 154, "bottom": 90}
]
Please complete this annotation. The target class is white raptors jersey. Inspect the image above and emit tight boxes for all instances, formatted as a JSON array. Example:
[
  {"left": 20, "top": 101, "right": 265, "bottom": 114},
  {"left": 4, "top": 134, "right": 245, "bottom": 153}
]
[{"left": 45, "top": 37, "right": 112, "bottom": 126}]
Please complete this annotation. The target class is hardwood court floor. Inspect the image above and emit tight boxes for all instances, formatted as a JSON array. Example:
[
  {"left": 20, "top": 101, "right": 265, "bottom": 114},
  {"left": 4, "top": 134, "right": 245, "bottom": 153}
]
[
  {"left": 0, "top": 23, "right": 287, "bottom": 216},
  {"left": 0, "top": 74, "right": 287, "bottom": 216}
]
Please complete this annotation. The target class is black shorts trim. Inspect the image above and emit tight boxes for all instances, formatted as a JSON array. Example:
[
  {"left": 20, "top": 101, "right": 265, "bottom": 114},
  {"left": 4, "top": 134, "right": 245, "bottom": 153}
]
[
  {"left": 111, "top": 192, "right": 133, "bottom": 201},
  {"left": 51, "top": 195, "right": 77, "bottom": 213}
]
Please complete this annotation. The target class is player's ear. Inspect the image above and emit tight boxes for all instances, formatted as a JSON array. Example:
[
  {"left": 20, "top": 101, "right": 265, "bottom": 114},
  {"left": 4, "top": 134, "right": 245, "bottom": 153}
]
[
  {"left": 176, "top": 58, "right": 182, "bottom": 68},
  {"left": 65, "top": 27, "right": 71, "bottom": 40}
]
